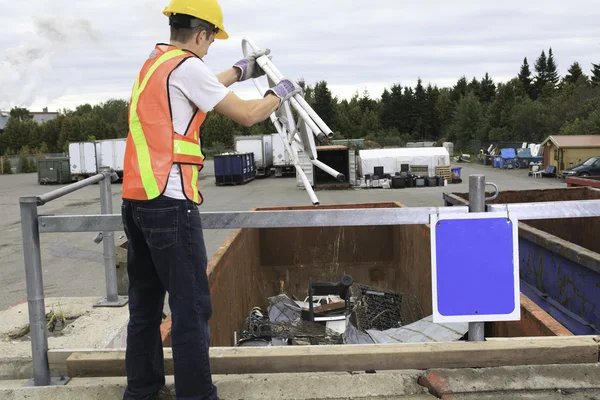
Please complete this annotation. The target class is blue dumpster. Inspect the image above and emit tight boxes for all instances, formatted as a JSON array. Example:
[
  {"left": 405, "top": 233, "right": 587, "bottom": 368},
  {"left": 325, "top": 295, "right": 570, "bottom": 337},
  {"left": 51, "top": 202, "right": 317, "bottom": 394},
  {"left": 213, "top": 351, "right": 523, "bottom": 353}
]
[{"left": 214, "top": 153, "right": 256, "bottom": 186}]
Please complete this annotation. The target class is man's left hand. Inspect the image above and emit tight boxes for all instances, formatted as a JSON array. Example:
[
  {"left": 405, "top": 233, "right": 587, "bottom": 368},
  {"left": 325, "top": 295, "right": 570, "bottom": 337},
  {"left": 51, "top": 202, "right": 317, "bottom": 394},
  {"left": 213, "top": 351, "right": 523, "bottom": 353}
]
[{"left": 233, "top": 49, "right": 271, "bottom": 82}]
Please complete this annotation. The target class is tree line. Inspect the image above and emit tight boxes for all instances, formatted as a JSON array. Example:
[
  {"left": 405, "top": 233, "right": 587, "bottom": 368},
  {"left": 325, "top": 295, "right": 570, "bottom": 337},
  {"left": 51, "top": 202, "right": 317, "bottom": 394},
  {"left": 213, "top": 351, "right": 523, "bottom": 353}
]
[{"left": 1, "top": 47, "right": 599, "bottom": 159}]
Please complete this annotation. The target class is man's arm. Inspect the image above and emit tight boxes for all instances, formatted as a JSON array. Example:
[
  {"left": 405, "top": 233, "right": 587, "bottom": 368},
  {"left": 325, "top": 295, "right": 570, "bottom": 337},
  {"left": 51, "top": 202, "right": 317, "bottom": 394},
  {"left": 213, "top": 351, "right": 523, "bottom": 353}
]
[
  {"left": 216, "top": 67, "right": 242, "bottom": 88},
  {"left": 214, "top": 92, "right": 280, "bottom": 127},
  {"left": 214, "top": 79, "right": 303, "bottom": 127}
]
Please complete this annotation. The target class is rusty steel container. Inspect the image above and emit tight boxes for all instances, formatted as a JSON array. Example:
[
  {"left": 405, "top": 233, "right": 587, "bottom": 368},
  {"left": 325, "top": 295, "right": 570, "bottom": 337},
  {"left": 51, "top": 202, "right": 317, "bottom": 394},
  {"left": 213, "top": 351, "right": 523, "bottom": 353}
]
[{"left": 195, "top": 201, "right": 571, "bottom": 346}]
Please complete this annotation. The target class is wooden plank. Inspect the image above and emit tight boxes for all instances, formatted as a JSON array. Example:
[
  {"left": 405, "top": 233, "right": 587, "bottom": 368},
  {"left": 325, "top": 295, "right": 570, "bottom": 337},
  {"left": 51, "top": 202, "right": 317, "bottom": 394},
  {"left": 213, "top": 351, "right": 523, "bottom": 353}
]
[{"left": 61, "top": 337, "right": 600, "bottom": 378}]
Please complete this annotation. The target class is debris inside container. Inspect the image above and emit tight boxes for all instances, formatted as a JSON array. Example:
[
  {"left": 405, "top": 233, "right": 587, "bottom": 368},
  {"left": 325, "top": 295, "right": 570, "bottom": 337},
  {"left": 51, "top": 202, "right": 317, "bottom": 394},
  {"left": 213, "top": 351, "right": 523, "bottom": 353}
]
[{"left": 235, "top": 275, "right": 468, "bottom": 347}]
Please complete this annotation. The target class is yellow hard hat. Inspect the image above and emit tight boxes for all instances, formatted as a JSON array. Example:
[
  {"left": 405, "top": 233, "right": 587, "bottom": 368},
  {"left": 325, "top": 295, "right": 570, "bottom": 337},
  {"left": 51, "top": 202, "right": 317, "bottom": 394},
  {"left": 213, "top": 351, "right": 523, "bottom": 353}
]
[{"left": 163, "top": 0, "right": 229, "bottom": 40}]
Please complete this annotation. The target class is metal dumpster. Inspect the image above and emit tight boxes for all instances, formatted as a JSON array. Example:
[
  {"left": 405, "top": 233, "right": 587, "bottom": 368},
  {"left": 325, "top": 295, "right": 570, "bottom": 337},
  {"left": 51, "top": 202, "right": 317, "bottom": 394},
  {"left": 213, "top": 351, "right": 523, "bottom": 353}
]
[
  {"left": 116, "top": 202, "right": 573, "bottom": 348},
  {"left": 37, "top": 157, "right": 72, "bottom": 184},
  {"left": 201, "top": 202, "right": 570, "bottom": 346},
  {"left": 444, "top": 187, "right": 600, "bottom": 335}
]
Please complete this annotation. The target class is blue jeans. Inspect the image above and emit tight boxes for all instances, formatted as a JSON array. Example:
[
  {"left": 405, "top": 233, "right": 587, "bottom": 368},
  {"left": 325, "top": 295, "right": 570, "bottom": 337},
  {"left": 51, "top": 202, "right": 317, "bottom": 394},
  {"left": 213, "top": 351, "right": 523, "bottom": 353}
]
[{"left": 121, "top": 196, "right": 217, "bottom": 400}]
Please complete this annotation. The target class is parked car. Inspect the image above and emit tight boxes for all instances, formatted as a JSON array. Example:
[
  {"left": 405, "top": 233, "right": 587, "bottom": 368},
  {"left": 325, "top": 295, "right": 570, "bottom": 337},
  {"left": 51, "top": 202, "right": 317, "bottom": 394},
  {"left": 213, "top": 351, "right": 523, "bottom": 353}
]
[{"left": 560, "top": 156, "right": 600, "bottom": 179}]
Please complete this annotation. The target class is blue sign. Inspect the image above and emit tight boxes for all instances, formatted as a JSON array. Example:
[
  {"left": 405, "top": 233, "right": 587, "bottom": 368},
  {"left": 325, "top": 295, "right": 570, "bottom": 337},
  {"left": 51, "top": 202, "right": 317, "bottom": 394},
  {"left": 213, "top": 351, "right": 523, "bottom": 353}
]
[{"left": 430, "top": 212, "right": 520, "bottom": 323}]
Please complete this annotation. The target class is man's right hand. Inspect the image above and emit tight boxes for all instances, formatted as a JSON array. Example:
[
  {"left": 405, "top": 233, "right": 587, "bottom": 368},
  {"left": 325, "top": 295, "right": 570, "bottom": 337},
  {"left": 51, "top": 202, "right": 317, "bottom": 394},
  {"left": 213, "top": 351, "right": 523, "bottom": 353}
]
[{"left": 264, "top": 79, "right": 303, "bottom": 108}]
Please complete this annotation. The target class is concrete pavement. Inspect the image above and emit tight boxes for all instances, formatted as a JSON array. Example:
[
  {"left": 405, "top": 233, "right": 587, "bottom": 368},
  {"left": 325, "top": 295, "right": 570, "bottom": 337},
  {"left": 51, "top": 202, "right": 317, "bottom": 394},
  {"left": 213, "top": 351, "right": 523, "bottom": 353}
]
[
  {"left": 1, "top": 363, "right": 599, "bottom": 399},
  {"left": 0, "top": 161, "right": 565, "bottom": 310}
]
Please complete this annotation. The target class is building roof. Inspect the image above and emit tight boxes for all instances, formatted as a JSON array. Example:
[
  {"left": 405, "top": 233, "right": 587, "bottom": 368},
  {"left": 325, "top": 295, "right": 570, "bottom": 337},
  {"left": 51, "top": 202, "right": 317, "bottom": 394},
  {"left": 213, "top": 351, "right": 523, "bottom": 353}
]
[
  {"left": 31, "top": 112, "right": 59, "bottom": 124},
  {"left": 542, "top": 135, "right": 600, "bottom": 148},
  {"left": 0, "top": 111, "right": 9, "bottom": 131},
  {"left": 0, "top": 110, "right": 58, "bottom": 131}
]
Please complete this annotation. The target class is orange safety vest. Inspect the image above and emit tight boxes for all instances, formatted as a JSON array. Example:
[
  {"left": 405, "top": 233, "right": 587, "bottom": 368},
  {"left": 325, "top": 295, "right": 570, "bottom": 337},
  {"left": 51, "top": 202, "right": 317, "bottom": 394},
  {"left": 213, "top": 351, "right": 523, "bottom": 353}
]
[{"left": 122, "top": 44, "right": 206, "bottom": 205}]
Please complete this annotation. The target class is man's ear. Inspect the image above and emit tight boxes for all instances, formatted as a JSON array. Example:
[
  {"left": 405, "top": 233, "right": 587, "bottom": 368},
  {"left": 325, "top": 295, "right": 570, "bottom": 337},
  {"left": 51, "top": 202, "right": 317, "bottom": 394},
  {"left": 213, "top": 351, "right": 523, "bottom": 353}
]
[{"left": 196, "top": 30, "right": 206, "bottom": 45}]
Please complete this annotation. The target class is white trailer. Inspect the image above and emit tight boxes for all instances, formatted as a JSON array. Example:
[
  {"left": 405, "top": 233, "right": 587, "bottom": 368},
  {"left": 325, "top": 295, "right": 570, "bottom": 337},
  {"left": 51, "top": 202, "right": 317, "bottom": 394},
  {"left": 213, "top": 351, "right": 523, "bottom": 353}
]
[
  {"left": 234, "top": 135, "right": 273, "bottom": 177},
  {"left": 296, "top": 149, "right": 314, "bottom": 188},
  {"left": 271, "top": 133, "right": 295, "bottom": 177},
  {"left": 68, "top": 141, "right": 97, "bottom": 180},
  {"left": 95, "top": 138, "right": 127, "bottom": 178}
]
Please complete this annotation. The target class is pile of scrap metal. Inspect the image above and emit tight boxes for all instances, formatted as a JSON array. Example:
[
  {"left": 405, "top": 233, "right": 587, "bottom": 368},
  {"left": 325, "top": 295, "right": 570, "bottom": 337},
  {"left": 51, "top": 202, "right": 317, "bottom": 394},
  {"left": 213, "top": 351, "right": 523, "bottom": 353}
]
[{"left": 236, "top": 275, "right": 469, "bottom": 347}]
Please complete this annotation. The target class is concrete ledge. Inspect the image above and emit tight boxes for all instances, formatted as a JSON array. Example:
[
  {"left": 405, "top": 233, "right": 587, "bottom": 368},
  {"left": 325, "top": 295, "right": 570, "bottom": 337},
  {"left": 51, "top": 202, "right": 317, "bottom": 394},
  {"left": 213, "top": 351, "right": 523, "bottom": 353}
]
[
  {"left": 446, "top": 390, "right": 600, "bottom": 400},
  {"left": 57, "top": 336, "right": 600, "bottom": 377},
  {"left": 0, "top": 371, "right": 436, "bottom": 400},
  {"left": 419, "top": 363, "right": 600, "bottom": 399},
  {"left": 0, "top": 297, "right": 130, "bottom": 380}
]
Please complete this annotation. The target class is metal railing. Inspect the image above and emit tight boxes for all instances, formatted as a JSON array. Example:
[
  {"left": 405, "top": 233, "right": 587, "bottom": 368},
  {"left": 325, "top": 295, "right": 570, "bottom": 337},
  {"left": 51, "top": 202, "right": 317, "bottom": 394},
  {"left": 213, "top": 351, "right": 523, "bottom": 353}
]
[
  {"left": 19, "top": 166, "right": 128, "bottom": 386},
  {"left": 18, "top": 171, "right": 600, "bottom": 386}
]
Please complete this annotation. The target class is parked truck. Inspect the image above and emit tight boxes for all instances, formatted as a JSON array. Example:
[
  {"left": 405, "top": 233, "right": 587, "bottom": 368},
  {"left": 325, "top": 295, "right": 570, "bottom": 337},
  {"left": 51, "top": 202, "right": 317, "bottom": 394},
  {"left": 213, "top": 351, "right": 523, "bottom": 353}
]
[
  {"left": 94, "top": 138, "right": 127, "bottom": 178},
  {"left": 271, "top": 133, "right": 296, "bottom": 177},
  {"left": 68, "top": 141, "right": 98, "bottom": 181},
  {"left": 234, "top": 135, "right": 273, "bottom": 177},
  {"left": 68, "top": 138, "right": 127, "bottom": 181}
]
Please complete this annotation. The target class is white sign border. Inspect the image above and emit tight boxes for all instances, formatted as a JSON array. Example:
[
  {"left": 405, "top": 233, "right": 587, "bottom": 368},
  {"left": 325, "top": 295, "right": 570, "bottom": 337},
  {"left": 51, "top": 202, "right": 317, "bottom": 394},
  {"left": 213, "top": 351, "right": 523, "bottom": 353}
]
[{"left": 430, "top": 211, "right": 521, "bottom": 323}]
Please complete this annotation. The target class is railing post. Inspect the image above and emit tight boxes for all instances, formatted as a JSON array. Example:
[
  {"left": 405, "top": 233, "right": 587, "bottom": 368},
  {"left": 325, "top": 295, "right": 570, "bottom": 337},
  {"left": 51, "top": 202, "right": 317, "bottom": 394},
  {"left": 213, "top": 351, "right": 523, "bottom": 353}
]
[
  {"left": 19, "top": 196, "right": 50, "bottom": 386},
  {"left": 468, "top": 174, "right": 486, "bottom": 342},
  {"left": 95, "top": 166, "right": 128, "bottom": 308}
]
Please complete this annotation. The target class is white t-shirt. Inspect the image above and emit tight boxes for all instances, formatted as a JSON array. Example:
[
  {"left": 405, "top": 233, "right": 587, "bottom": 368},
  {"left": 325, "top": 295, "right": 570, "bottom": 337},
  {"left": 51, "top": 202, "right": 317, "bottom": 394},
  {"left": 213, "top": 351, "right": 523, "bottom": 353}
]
[{"left": 163, "top": 57, "right": 230, "bottom": 200}]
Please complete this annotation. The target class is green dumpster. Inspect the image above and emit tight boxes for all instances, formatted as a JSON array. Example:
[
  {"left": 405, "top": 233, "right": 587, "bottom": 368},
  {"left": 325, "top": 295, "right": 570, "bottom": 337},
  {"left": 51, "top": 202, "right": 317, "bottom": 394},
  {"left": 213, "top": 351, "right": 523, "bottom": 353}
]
[{"left": 37, "top": 158, "right": 72, "bottom": 184}]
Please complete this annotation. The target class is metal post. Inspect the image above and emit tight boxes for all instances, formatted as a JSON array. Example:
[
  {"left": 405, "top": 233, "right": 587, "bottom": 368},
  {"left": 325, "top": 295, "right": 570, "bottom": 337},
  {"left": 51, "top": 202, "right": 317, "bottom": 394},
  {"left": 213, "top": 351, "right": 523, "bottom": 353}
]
[
  {"left": 94, "top": 167, "right": 128, "bottom": 308},
  {"left": 20, "top": 196, "right": 51, "bottom": 386},
  {"left": 468, "top": 174, "right": 486, "bottom": 342}
]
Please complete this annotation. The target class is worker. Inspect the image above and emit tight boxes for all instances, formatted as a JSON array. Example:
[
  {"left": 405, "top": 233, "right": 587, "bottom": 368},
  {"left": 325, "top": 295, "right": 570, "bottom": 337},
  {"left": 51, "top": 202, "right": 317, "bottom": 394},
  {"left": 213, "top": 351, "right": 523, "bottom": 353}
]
[{"left": 120, "top": 0, "right": 302, "bottom": 399}]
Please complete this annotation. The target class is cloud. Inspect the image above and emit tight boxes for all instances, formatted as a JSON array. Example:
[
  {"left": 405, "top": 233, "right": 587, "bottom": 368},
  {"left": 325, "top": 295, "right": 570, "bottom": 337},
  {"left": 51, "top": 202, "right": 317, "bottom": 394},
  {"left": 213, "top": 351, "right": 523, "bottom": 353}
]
[{"left": 0, "top": 0, "right": 599, "bottom": 111}]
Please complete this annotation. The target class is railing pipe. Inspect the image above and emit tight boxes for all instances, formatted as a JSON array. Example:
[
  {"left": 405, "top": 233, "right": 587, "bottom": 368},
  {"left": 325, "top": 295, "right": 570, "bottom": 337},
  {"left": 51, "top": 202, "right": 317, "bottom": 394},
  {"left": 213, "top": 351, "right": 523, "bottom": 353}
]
[
  {"left": 19, "top": 196, "right": 50, "bottom": 386},
  {"left": 97, "top": 166, "right": 119, "bottom": 306},
  {"left": 37, "top": 173, "right": 105, "bottom": 206}
]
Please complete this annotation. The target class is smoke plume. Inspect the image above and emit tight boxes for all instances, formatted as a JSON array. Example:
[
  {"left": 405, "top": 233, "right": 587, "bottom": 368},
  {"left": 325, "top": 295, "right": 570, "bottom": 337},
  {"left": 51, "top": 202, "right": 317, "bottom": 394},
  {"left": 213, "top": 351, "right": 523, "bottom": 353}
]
[{"left": 0, "top": 15, "right": 101, "bottom": 110}]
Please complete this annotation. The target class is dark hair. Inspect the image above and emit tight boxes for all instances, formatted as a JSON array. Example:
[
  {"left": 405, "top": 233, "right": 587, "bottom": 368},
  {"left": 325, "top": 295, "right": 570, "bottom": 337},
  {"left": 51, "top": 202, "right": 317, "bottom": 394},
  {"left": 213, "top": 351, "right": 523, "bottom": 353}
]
[{"left": 169, "top": 14, "right": 219, "bottom": 42}]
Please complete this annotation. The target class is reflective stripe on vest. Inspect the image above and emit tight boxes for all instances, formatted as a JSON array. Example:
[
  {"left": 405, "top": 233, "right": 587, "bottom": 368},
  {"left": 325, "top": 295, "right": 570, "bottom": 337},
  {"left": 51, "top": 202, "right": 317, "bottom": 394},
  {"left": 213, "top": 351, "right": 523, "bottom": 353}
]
[
  {"left": 129, "top": 49, "right": 187, "bottom": 199},
  {"left": 191, "top": 166, "right": 199, "bottom": 203},
  {"left": 173, "top": 138, "right": 204, "bottom": 164}
]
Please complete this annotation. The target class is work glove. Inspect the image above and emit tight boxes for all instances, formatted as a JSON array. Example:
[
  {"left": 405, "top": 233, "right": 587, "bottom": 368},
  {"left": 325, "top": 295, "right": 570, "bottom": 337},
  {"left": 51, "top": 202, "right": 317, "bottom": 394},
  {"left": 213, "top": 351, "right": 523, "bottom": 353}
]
[
  {"left": 264, "top": 79, "right": 304, "bottom": 110},
  {"left": 233, "top": 49, "right": 271, "bottom": 81}
]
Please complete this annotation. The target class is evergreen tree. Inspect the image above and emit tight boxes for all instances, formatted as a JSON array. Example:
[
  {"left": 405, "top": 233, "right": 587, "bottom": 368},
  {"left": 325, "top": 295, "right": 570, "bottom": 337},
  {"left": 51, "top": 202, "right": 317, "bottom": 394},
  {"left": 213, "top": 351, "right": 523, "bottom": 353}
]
[
  {"left": 479, "top": 73, "right": 496, "bottom": 103},
  {"left": 546, "top": 48, "right": 560, "bottom": 89},
  {"left": 534, "top": 50, "right": 548, "bottom": 96},
  {"left": 591, "top": 63, "right": 600, "bottom": 87},
  {"left": 518, "top": 57, "right": 534, "bottom": 98},
  {"left": 414, "top": 78, "right": 428, "bottom": 139},
  {"left": 312, "top": 81, "right": 336, "bottom": 129},
  {"left": 563, "top": 62, "right": 586, "bottom": 86},
  {"left": 450, "top": 76, "right": 468, "bottom": 103}
]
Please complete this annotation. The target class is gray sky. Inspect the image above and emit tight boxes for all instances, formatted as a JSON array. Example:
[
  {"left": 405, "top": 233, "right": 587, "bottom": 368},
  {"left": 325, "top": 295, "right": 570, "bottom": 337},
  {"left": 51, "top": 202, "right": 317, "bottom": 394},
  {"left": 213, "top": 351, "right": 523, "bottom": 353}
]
[{"left": 1, "top": 0, "right": 599, "bottom": 111}]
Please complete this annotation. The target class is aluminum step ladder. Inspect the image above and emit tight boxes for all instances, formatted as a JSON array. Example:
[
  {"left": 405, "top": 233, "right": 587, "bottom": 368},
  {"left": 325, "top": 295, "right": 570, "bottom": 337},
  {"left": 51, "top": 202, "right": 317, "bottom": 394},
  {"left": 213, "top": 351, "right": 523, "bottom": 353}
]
[{"left": 242, "top": 37, "right": 345, "bottom": 205}]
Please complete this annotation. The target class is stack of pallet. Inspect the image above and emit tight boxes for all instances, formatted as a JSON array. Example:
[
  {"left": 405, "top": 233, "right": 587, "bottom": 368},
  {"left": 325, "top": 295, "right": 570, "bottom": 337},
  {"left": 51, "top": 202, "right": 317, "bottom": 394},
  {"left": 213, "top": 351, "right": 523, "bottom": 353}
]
[{"left": 435, "top": 165, "right": 452, "bottom": 182}]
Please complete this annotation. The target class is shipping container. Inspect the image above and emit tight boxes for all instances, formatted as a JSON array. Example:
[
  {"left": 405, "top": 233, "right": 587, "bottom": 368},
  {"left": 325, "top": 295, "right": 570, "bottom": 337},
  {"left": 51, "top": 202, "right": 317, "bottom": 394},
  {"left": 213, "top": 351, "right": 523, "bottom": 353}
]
[
  {"left": 214, "top": 153, "right": 256, "bottom": 186},
  {"left": 271, "top": 133, "right": 295, "bottom": 177},
  {"left": 443, "top": 187, "right": 600, "bottom": 336},
  {"left": 234, "top": 135, "right": 273, "bottom": 177},
  {"left": 95, "top": 138, "right": 127, "bottom": 178},
  {"left": 295, "top": 146, "right": 356, "bottom": 190},
  {"left": 68, "top": 141, "right": 97, "bottom": 180},
  {"left": 313, "top": 145, "right": 354, "bottom": 189},
  {"left": 37, "top": 157, "right": 72, "bottom": 184}
]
